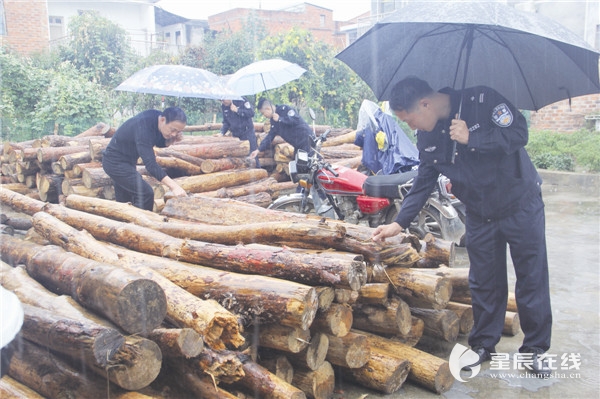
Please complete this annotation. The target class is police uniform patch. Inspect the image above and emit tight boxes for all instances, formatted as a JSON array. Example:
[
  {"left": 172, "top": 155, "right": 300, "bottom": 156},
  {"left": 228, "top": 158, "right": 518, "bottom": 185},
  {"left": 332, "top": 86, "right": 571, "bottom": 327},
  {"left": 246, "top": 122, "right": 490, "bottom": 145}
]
[
  {"left": 244, "top": 101, "right": 251, "bottom": 109},
  {"left": 287, "top": 109, "right": 295, "bottom": 117},
  {"left": 492, "top": 103, "right": 513, "bottom": 127}
]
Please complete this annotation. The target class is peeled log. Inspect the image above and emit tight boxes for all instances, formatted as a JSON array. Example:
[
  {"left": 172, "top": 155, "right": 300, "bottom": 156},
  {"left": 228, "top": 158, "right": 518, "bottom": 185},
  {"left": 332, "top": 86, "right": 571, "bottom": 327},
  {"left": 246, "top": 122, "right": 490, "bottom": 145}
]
[
  {"left": 74, "top": 122, "right": 113, "bottom": 138},
  {"left": 503, "top": 311, "right": 521, "bottom": 336},
  {"left": 37, "top": 145, "right": 89, "bottom": 163},
  {"left": 173, "top": 168, "right": 267, "bottom": 193},
  {"left": 352, "top": 296, "right": 412, "bottom": 336},
  {"left": 345, "top": 345, "right": 411, "bottom": 394},
  {"left": 371, "top": 264, "right": 453, "bottom": 309},
  {"left": 310, "top": 303, "right": 353, "bottom": 337},
  {"left": 200, "top": 157, "right": 250, "bottom": 174},
  {"left": 82, "top": 167, "right": 112, "bottom": 189},
  {"left": 258, "top": 325, "right": 310, "bottom": 353},
  {"left": 351, "top": 329, "right": 454, "bottom": 394},
  {"left": 357, "top": 283, "right": 390, "bottom": 306},
  {"left": 234, "top": 357, "right": 307, "bottom": 399},
  {"left": 156, "top": 156, "right": 203, "bottom": 175},
  {"left": 394, "top": 316, "right": 425, "bottom": 347},
  {"left": 446, "top": 301, "right": 474, "bottom": 335},
  {"left": 168, "top": 140, "right": 250, "bottom": 159},
  {"left": 287, "top": 332, "right": 329, "bottom": 371},
  {"left": 412, "top": 265, "right": 470, "bottom": 303},
  {"left": 292, "top": 361, "right": 335, "bottom": 399},
  {"left": 410, "top": 308, "right": 460, "bottom": 343},
  {"left": 0, "top": 234, "right": 166, "bottom": 336},
  {"left": 325, "top": 331, "right": 370, "bottom": 369},
  {"left": 416, "top": 233, "right": 456, "bottom": 268},
  {"left": 147, "top": 328, "right": 204, "bottom": 358}
]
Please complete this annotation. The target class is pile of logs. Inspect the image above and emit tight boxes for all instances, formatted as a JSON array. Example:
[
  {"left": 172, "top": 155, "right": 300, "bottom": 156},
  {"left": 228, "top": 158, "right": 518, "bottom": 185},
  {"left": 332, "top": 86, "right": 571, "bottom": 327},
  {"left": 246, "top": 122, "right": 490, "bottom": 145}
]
[
  {"left": 0, "top": 122, "right": 522, "bottom": 398},
  {"left": 0, "top": 187, "right": 522, "bottom": 398},
  {"left": 0, "top": 122, "right": 360, "bottom": 212}
]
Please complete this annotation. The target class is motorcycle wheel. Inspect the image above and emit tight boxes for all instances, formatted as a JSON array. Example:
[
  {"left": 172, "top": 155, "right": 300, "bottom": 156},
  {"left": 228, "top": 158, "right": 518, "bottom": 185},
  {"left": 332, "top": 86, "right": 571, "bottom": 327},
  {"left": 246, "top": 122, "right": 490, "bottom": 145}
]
[
  {"left": 409, "top": 207, "right": 446, "bottom": 241},
  {"left": 269, "top": 197, "right": 316, "bottom": 214}
]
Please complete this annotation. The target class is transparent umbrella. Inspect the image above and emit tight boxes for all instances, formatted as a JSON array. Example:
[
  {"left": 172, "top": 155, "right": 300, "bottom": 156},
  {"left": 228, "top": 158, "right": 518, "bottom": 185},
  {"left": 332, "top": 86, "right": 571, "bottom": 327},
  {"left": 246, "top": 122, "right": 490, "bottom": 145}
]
[{"left": 115, "top": 64, "right": 242, "bottom": 100}]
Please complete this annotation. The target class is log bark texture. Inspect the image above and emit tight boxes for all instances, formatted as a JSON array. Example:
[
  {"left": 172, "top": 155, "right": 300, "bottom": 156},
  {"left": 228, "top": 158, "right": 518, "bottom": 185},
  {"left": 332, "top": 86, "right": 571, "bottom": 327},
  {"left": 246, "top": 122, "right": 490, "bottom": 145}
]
[
  {"left": 0, "top": 233, "right": 166, "bottom": 336},
  {"left": 352, "top": 329, "right": 454, "bottom": 394}
]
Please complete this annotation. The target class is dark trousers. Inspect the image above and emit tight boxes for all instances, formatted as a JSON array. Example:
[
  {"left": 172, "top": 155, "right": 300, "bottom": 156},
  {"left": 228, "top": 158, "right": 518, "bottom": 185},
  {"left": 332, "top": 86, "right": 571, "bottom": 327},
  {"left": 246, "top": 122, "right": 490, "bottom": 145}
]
[
  {"left": 103, "top": 160, "right": 154, "bottom": 211},
  {"left": 466, "top": 184, "right": 552, "bottom": 353}
]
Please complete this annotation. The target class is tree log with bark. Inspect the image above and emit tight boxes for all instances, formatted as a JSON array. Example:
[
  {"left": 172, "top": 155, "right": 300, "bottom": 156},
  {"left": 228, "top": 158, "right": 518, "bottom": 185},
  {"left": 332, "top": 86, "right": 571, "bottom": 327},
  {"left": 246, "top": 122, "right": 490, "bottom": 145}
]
[
  {"left": 371, "top": 264, "right": 453, "bottom": 310},
  {"left": 161, "top": 195, "right": 420, "bottom": 266},
  {"left": 43, "top": 202, "right": 366, "bottom": 290},
  {"left": 0, "top": 234, "right": 166, "bottom": 336},
  {"left": 2, "top": 339, "right": 160, "bottom": 398},
  {"left": 147, "top": 328, "right": 204, "bottom": 358},
  {"left": 232, "top": 355, "right": 307, "bottom": 399},
  {"left": 351, "top": 329, "right": 454, "bottom": 394},
  {"left": 29, "top": 210, "right": 244, "bottom": 350}
]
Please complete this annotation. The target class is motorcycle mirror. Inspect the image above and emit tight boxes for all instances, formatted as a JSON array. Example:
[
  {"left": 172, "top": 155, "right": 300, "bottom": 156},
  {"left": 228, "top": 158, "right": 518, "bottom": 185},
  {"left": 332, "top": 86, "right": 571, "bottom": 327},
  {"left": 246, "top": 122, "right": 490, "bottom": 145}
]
[{"left": 308, "top": 108, "right": 316, "bottom": 121}]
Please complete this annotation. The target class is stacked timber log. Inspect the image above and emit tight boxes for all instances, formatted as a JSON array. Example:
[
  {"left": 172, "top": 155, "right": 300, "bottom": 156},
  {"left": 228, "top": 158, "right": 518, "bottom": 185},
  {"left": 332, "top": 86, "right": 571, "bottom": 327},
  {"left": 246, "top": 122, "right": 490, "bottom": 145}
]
[
  {"left": 0, "top": 187, "right": 522, "bottom": 398},
  {"left": 0, "top": 122, "right": 362, "bottom": 212}
]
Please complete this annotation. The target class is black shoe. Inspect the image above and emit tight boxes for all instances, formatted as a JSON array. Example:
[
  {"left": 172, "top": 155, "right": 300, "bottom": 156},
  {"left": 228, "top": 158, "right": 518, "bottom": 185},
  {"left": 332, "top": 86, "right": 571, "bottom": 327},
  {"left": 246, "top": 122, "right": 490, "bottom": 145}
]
[
  {"left": 530, "top": 350, "right": 552, "bottom": 378},
  {"left": 461, "top": 346, "right": 492, "bottom": 371}
]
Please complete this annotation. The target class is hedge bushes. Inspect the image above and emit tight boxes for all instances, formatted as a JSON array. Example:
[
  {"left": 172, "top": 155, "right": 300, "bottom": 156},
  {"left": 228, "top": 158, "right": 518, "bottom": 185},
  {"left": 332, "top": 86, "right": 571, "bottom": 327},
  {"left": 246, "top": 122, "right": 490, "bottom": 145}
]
[{"left": 527, "top": 129, "right": 600, "bottom": 172}]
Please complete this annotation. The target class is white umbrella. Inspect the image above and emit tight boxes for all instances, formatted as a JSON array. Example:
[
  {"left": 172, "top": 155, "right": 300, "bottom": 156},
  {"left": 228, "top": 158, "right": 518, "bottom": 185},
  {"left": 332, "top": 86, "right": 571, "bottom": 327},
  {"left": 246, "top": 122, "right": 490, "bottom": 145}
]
[
  {"left": 226, "top": 59, "right": 306, "bottom": 95},
  {"left": 115, "top": 64, "right": 242, "bottom": 100}
]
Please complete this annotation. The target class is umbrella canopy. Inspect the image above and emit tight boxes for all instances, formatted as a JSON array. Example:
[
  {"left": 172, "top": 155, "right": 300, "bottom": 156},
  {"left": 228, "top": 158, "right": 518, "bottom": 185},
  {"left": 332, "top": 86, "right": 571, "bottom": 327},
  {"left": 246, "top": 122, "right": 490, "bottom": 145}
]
[
  {"left": 226, "top": 59, "right": 307, "bottom": 95},
  {"left": 336, "top": 1, "right": 600, "bottom": 111},
  {"left": 115, "top": 64, "right": 242, "bottom": 100}
]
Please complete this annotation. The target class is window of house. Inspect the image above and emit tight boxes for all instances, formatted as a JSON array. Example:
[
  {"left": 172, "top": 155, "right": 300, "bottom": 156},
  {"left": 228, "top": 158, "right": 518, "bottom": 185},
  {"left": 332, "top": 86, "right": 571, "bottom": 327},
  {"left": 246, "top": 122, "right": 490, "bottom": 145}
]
[
  {"left": 320, "top": 15, "right": 325, "bottom": 27},
  {"left": 49, "top": 16, "right": 65, "bottom": 41},
  {"left": 175, "top": 31, "right": 181, "bottom": 46}
]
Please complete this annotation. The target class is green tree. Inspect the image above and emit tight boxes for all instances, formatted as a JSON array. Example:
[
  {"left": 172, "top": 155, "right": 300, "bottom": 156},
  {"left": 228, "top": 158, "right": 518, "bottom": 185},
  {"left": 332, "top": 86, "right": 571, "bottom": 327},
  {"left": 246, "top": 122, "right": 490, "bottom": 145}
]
[
  {"left": 0, "top": 48, "right": 52, "bottom": 140},
  {"left": 258, "top": 28, "right": 375, "bottom": 127},
  {"left": 59, "top": 11, "right": 132, "bottom": 88},
  {"left": 32, "top": 62, "right": 110, "bottom": 136}
]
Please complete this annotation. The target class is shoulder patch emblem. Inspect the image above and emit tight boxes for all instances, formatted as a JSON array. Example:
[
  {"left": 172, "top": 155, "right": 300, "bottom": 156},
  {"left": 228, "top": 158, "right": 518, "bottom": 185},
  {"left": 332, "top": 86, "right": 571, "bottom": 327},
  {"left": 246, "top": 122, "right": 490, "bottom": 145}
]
[
  {"left": 492, "top": 103, "right": 513, "bottom": 127},
  {"left": 287, "top": 109, "right": 296, "bottom": 117},
  {"left": 244, "top": 101, "right": 251, "bottom": 109}
]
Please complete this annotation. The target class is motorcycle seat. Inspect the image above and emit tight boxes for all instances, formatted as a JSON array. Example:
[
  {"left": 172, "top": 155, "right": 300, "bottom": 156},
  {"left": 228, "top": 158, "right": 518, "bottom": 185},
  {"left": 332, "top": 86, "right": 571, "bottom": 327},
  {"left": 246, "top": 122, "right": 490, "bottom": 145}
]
[{"left": 363, "top": 170, "right": 418, "bottom": 199}]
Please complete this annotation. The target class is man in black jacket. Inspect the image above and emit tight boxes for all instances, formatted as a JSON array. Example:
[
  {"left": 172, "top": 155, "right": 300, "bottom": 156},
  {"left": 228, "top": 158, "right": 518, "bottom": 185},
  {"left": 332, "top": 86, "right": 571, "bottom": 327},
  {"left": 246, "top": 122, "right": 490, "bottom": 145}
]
[
  {"left": 249, "top": 98, "right": 315, "bottom": 159},
  {"left": 220, "top": 98, "right": 258, "bottom": 155},
  {"left": 102, "top": 107, "right": 188, "bottom": 210},
  {"left": 372, "top": 77, "right": 552, "bottom": 377}
]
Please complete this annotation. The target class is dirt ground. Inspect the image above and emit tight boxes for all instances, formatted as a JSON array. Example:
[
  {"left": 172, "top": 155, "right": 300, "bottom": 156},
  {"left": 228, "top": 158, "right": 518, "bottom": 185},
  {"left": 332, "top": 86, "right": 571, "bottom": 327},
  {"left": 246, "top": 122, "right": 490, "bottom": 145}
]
[{"left": 334, "top": 170, "right": 600, "bottom": 399}]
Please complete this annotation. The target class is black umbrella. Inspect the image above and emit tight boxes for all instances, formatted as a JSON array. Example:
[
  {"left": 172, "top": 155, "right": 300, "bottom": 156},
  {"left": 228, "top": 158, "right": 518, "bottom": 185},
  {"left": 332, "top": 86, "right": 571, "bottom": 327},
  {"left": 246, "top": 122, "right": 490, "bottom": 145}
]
[{"left": 336, "top": 1, "right": 600, "bottom": 112}]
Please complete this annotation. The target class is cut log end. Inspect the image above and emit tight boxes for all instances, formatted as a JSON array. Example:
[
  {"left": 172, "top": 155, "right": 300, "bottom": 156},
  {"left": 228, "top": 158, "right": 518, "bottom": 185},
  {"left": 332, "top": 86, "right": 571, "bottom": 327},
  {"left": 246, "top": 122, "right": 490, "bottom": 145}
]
[
  {"left": 116, "top": 279, "right": 168, "bottom": 335},
  {"left": 433, "top": 362, "right": 454, "bottom": 394}
]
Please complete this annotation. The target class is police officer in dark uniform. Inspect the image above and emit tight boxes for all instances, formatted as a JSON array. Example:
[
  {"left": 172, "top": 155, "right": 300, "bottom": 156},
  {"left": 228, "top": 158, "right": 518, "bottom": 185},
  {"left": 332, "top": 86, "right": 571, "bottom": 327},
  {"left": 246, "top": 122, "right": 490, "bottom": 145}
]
[
  {"left": 249, "top": 98, "right": 315, "bottom": 159},
  {"left": 220, "top": 98, "right": 258, "bottom": 159},
  {"left": 102, "top": 107, "right": 188, "bottom": 211},
  {"left": 372, "top": 77, "right": 552, "bottom": 377}
]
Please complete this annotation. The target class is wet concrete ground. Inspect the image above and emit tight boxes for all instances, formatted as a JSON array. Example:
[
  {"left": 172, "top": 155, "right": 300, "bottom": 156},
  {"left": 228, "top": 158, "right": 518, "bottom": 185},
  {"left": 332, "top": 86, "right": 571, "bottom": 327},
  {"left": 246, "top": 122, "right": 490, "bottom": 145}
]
[{"left": 335, "top": 172, "right": 600, "bottom": 399}]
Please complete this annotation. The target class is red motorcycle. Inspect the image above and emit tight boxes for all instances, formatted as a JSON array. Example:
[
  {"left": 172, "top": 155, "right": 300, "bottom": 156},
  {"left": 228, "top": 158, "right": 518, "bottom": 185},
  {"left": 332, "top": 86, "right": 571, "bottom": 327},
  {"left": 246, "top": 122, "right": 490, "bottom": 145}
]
[{"left": 269, "top": 130, "right": 465, "bottom": 243}]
